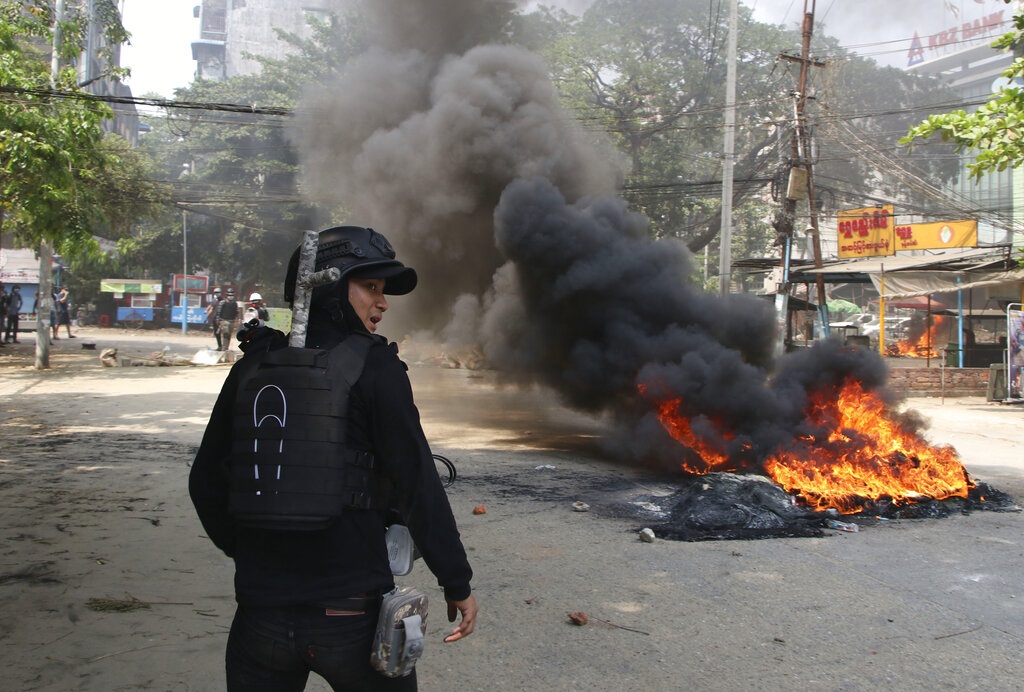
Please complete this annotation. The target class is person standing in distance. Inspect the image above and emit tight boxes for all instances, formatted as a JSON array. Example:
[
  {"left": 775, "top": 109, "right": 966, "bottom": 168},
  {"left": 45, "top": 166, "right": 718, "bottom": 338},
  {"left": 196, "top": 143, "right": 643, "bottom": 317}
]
[
  {"left": 0, "top": 281, "right": 7, "bottom": 347},
  {"left": 4, "top": 285, "right": 22, "bottom": 343},
  {"left": 189, "top": 225, "right": 478, "bottom": 691},
  {"left": 216, "top": 289, "right": 239, "bottom": 351},
  {"left": 206, "top": 289, "right": 223, "bottom": 350},
  {"left": 243, "top": 291, "right": 269, "bottom": 323},
  {"left": 55, "top": 286, "right": 74, "bottom": 338}
]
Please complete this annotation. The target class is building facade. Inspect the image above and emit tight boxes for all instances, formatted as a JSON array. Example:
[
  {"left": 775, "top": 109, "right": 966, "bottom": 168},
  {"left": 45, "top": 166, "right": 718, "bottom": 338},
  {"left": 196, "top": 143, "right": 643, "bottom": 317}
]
[
  {"left": 191, "top": 0, "right": 331, "bottom": 81},
  {"left": 80, "top": 6, "right": 139, "bottom": 145},
  {"left": 906, "top": 7, "right": 1021, "bottom": 249}
]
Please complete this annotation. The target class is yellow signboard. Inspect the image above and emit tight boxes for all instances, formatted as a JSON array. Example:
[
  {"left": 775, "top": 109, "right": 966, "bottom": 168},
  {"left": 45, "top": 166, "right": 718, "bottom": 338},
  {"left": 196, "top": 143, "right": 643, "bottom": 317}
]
[
  {"left": 837, "top": 205, "right": 895, "bottom": 258},
  {"left": 893, "top": 220, "right": 977, "bottom": 251}
]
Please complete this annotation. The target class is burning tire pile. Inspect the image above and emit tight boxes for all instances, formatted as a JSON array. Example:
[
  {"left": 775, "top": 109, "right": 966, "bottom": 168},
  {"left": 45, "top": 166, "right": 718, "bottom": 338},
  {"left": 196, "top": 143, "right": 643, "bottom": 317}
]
[{"left": 642, "top": 472, "right": 1019, "bottom": 542}]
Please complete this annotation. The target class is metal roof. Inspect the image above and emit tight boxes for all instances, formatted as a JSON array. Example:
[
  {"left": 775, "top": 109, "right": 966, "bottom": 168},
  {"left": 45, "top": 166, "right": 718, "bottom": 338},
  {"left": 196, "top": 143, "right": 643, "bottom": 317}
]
[{"left": 790, "top": 248, "right": 1011, "bottom": 282}]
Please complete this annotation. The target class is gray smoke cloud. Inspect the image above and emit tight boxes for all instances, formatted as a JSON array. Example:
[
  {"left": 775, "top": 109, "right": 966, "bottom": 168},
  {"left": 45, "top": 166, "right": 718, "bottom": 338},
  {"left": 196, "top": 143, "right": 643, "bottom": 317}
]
[
  {"left": 291, "top": 0, "right": 901, "bottom": 470},
  {"left": 294, "top": 20, "right": 623, "bottom": 324},
  {"left": 490, "top": 176, "right": 895, "bottom": 468}
]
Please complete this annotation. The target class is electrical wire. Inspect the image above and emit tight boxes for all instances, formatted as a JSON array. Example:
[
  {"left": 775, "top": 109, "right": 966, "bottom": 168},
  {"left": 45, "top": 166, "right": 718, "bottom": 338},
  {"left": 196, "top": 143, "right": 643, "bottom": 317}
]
[{"left": 5, "top": 11, "right": 1013, "bottom": 231}]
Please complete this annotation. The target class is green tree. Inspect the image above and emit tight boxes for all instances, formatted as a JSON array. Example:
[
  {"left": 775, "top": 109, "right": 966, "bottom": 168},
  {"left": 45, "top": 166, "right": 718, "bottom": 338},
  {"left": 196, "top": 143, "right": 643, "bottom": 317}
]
[
  {"left": 534, "top": 0, "right": 789, "bottom": 253},
  {"left": 127, "top": 2, "right": 529, "bottom": 301},
  {"left": 532, "top": 0, "right": 960, "bottom": 265},
  {"left": 0, "top": 1, "right": 156, "bottom": 254},
  {"left": 901, "top": 0, "right": 1023, "bottom": 182},
  {"left": 0, "top": 1, "right": 161, "bottom": 366},
  {"left": 129, "top": 11, "right": 371, "bottom": 300},
  {"left": 134, "top": 85, "right": 306, "bottom": 299}
]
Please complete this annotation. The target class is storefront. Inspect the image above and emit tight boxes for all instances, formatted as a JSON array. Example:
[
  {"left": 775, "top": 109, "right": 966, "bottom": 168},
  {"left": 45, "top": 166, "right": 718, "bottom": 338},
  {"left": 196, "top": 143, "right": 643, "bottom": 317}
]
[
  {"left": 169, "top": 274, "right": 210, "bottom": 327},
  {"left": 100, "top": 279, "right": 167, "bottom": 327}
]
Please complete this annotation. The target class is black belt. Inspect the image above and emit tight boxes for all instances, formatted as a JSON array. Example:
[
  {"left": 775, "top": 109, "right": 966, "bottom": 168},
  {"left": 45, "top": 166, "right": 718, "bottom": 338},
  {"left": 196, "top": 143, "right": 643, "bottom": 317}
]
[{"left": 319, "top": 593, "right": 380, "bottom": 614}]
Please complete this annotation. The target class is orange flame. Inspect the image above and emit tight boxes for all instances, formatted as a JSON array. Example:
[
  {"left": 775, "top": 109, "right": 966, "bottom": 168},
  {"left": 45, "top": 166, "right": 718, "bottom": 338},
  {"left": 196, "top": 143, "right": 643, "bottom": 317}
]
[
  {"left": 642, "top": 378, "right": 972, "bottom": 514},
  {"left": 763, "top": 379, "right": 971, "bottom": 512},
  {"left": 895, "top": 315, "right": 947, "bottom": 359},
  {"left": 638, "top": 384, "right": 735, "bottom": 474}
]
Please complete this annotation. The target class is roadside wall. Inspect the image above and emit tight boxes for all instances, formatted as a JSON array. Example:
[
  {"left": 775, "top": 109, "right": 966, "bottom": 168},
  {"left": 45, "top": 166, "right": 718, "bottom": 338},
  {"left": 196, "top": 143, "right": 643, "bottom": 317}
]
[{"left": 886, "top": 366, "right": 991, "bottom": 397}]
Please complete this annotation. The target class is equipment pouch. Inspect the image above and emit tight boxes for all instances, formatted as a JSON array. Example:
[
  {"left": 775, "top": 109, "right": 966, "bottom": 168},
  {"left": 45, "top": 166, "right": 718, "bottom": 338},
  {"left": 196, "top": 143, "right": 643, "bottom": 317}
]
[
  {"left": 385, "top": 524, "right": 415, "bottom": 576},
  {"left": 370, "top": 587, "right": 428, "bottom": 678}
]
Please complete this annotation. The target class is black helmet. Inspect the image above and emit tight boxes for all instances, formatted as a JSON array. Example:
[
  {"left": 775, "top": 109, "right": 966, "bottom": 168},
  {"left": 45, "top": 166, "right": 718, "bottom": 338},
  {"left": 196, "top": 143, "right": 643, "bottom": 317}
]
[{"left": 283, "top": 226, "right": 417, "bottom": 303}]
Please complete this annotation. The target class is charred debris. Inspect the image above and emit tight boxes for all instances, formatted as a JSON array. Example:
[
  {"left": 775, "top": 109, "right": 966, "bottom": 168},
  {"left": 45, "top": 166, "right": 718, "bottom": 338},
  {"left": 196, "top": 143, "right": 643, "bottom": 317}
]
[{"left": 637, "top": 473, "right": 1019, "bottom": 542}]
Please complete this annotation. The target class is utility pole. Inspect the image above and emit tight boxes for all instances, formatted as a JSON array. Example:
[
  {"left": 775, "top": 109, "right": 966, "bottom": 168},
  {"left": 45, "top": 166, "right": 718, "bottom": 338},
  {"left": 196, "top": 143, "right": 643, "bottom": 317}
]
[
  {"left": 36, "top": 0, "right": 68, "bottom": 369},
  {"left": 181, "top": 208, "right": 188, "bottom": 334},
  {"left": 718, "top": 0, "right": 738, "bottom": 296},
  {"left": 778, "top": 0, "right": 829, "bottom": 337}
]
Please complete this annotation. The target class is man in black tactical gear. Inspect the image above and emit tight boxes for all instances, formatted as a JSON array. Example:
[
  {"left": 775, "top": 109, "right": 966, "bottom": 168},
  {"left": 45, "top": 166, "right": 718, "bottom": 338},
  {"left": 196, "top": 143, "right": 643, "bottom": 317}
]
[
  {"left": 206, "top": 289, "right": 223, "bottom": 350},
  {"left": 190, "top": 225, "right": 477, "bottom": 691},
  {"left": 216, "top": 289, "right": 239, "bottom": 351},
  {"left": 4, "top": 285, "right": 22, "bottom": 343},
  {"left": 0, "top": 281, "right": 7, "bottom": 347}
]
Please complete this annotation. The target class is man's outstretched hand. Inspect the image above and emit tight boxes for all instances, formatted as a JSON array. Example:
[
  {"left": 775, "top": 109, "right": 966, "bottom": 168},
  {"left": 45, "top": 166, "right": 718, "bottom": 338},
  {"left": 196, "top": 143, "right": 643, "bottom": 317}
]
[{"left": 443, "top": 594, "right": 478, "bottom": 643}]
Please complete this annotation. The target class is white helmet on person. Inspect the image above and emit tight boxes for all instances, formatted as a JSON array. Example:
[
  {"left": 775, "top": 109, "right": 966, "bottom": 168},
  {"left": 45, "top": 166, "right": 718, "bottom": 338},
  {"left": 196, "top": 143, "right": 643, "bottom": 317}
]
[{"left": 249, "top": 292, "right": 262, "bottom": 302}]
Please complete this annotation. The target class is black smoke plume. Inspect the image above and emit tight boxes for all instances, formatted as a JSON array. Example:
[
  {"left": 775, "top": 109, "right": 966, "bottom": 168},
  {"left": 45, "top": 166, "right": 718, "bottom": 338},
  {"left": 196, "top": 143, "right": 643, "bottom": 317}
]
[{"left": 291, "top": 0, "right": 902, "bottom": 471}]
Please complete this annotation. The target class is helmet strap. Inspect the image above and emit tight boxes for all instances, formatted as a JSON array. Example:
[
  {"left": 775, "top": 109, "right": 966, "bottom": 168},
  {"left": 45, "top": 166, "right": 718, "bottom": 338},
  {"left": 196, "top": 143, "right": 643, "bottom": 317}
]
[
  {"left": 317, "top": 279, "right": 370, "bottom": 335},
  {"left": 326, "top": 296, "right": 347, "bottom": 328}
]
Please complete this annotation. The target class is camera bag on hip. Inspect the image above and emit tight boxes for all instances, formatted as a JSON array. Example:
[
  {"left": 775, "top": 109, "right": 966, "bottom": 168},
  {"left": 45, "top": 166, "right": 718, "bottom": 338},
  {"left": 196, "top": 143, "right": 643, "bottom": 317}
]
[
  {"left": 371, "top": 587, "right": 429, "bottom": 678},
  {"left": 227, "top": 333, "right": 384, "bottom": 529}
]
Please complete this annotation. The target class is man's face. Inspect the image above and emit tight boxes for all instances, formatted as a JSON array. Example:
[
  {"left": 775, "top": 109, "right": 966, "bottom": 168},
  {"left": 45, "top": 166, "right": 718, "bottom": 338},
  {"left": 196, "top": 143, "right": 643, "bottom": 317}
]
[{"left": 348, "top": 277, "right": 388, "bottom": 333}]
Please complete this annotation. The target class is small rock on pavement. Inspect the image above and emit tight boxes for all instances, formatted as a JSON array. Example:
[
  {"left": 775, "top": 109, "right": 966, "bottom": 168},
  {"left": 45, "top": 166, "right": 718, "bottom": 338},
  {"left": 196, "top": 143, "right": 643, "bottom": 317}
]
[{"left": 638, "top": 528, "right": 656, "bottom": 543}]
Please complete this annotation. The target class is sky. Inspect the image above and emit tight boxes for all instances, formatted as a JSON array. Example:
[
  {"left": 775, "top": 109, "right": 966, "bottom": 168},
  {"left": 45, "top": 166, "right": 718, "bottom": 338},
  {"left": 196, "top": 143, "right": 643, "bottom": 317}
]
[
  {"left": 748, "top": 0, "right": 1007, "bottom": 69},
  {"left": 114, "top": 0, "right": 1008, "bottom": 99},
  {"left": 118, "top": 0, "right": 200, "bottom": 98}
]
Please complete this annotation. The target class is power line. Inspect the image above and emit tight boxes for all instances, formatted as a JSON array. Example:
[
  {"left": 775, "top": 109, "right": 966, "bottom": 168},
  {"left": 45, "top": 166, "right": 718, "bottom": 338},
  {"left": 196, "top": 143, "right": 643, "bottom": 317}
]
[
  {"left": 0, "top": 84, "right": 293, "bottom": 116},
  {"left": 4, "top": 37, "right": 1003, "bottom": 227}
]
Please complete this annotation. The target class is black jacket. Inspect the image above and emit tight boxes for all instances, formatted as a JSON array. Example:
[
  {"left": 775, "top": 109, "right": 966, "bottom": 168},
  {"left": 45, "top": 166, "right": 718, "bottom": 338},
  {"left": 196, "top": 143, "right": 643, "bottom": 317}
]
[{"left": 189, "top": 324, "right": 473, "bottom": 606}]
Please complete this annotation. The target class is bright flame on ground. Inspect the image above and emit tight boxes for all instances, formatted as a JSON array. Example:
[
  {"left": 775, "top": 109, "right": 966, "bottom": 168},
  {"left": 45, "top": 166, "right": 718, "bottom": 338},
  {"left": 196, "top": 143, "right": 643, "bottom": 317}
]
[
  {"left": 894, "top": 315, "right": 947, "bottom": 359},
  {"left": 639, "top": 387, "right": 733, "bottom": 474},
  {"left": 642, "top": 378, "right": 972, "bottom": 514}
]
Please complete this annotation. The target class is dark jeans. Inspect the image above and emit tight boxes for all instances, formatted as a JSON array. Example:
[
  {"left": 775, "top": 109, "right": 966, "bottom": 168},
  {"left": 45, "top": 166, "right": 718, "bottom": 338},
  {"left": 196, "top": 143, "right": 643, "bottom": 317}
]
[
  {"left": 4, "top": 315, "right": 18, "bottom": 341},
  {"left": 226, "top": 603, "right": 418, "bottom": 692}
]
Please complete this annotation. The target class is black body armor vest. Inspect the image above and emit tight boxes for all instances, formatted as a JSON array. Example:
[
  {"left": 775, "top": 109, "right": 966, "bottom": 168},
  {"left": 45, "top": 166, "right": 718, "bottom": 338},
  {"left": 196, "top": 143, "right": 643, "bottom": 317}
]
[{"left": 228, "top": 333, "right": 378, "bottom": 530}]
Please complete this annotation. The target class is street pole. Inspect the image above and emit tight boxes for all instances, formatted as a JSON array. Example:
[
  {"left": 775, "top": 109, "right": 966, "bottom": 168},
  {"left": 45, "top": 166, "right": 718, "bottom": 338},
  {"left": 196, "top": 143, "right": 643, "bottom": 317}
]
[
  {"left": 36, "top": 0, "right": 67, "bottom": 369},
  {"left": 181, "top": 208, "right": 188, "bottom": 335},
  {"left": 718, "top": 0, "right": 738, "bottom": 296},
  {"left": 777, "top": 0, "right": 828, "bottom": 336},
  {"left": 796, "top": 1, "right": 829, "bottom": 336}
]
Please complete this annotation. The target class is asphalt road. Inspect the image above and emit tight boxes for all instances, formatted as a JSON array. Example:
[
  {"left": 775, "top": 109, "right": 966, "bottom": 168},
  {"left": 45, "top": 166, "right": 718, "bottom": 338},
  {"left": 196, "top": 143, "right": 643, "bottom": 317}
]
[
  {"left": 410, "top": 365, "right": 1024, "bottom": 692},
  {"left": 1, "top": 326, "right": 1021, "bottom": 691}
]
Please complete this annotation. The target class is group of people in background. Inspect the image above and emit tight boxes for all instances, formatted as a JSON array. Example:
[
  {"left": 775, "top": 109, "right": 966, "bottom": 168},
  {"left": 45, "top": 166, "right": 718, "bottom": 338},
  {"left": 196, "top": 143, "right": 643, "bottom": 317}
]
[
  {"left": 0, "top": 282, "right": 75, "bottom": 344},
  {"left": 0, "top": 280, "right": 273, "bottom": 349},
  {"left": 205, "top": 288, "right": 268, "bottom": 351},
  {"left": 1, "top": 282, "right": 67, "bottom": 344},
  {"left": 0, "top": 282, "right": 73, "bottom": 345}
]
